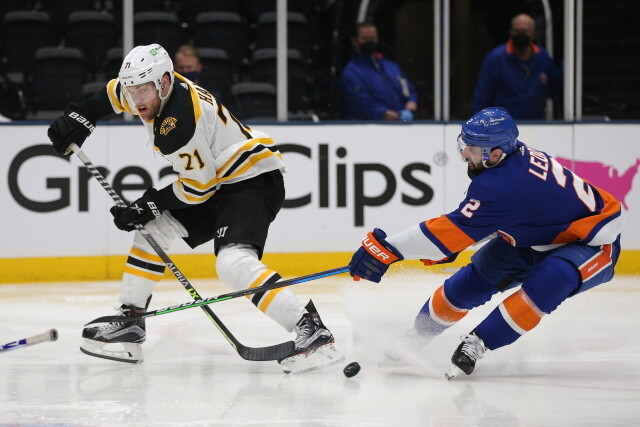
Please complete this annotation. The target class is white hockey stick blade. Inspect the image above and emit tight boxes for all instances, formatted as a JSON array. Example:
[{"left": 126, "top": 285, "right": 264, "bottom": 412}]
[
  {"left": 444, "top": 365, "right": 464, "bottom": 380},
  {"left": 0, "top": 329, "right": 58, "bottom": 352},
  {"left": 280, "top": 343, "right": 346, "bottom": 375},
  {"left": 80, "top": 339, "right": 143, "bottom": 364}
]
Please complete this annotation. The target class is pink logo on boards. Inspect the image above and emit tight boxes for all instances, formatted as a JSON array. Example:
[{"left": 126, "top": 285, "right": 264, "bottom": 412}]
[{"left": 556, "top": 157, "right": 640, "bottom": 210}]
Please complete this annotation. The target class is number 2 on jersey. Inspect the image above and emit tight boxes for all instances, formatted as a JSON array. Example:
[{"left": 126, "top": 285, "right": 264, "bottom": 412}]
[{"left": 461, "top": 199, "right": 481, "bottom": 218}]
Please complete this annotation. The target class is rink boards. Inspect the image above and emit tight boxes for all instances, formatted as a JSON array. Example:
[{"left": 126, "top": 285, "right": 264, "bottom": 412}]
[{"left": 1, "top": 122, "right": 639, "bottom": 282}]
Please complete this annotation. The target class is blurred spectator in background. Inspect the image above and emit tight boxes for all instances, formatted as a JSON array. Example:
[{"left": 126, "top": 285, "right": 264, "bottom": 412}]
[
  {"left": 174, "top": 45, "right": 202, "bottom": 84},
  {"left": 340, "top": 22, "right": 418, "bottom": 121},
  {"left": 472, "top": 13, "right": 561, "bottom": 120}
]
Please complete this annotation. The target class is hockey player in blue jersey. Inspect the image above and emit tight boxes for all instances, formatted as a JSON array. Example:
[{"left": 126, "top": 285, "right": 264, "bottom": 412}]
[{"left": 348, "top": 107, "right": 624, "bottom": 378}]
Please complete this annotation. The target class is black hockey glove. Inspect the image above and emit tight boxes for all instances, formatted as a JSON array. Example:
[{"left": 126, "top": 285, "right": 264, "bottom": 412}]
[
  {"left": 48, "top": 102, "right": 96, "bottom": 157},
  {"left": 110, "top": 188, "right": 163, "bottom": 232}
]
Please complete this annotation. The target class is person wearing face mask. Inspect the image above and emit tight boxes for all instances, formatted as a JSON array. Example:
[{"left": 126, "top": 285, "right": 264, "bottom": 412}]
[
  {"left": 472, "top": 13, "right": 561, "bottom": 120},
  {"left": 174, "top": 45, "right": 203, "bottom": 84},
  {"left": 340, "top": 22, "right": 418, "bottom": 121}
]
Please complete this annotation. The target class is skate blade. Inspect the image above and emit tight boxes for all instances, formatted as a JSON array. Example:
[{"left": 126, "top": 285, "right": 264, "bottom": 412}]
[
  {"left": 444, "top": 365, "right": 463, "bottom": 380},
  {"left": 281, "top": 343, "right": 345, "bottom": 375},
  {"left": 80, "top": 339, "right": 143, "bottom": 364}
]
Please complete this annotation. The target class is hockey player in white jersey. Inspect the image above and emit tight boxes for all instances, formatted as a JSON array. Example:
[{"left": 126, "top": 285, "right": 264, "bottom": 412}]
[{"left": 47, "top": 44, "right": 343, "bottom": 373}]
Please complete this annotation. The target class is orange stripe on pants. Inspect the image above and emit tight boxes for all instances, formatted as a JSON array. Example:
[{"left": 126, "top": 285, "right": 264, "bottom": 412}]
[
  {"left": 430, "top": 285, "right": 468, "bottom": 325},
  {"left": 501, "top": 289, "right": 544, "bottom": 334}
]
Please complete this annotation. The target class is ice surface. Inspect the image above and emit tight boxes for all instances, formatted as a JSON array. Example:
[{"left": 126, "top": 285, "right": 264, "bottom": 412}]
[{"left": 1, "top": 271, "right": 638, "bottom": 425}]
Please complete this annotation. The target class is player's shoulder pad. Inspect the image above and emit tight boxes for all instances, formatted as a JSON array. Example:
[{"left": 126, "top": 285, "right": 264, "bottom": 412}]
[{"left": 153, "top": 81, "right": 196, "bottom": 155}]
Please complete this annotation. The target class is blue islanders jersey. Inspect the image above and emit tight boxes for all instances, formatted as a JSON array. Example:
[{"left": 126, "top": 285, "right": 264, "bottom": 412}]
[{"left": 388, "top": 142, "right": 624, "bottom": 261}]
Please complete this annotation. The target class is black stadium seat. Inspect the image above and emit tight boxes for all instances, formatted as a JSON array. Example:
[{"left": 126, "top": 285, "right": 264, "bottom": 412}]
[
  {"left": 181, "top": 0, "right": 243, "bottom": 24},
  {"left": 43, "top": 0, "right": 98, "bottom": 37},
  {"left": 197, "top": 48, "right": 235, "bottom": 103},
  {"left": 134, "top": 11, "right": 186, "bottom": 58},
  {"left": 228, "top": 82, "right": 277, "bottom": 121},
  {"left": 2, "top": 11, "right": 58, "bottom": 73},
  {"left": 31, "top": 47, "right": 88, "bottom": 111},
  {"left": 250, "top": 48, "right": 308, "bottom": 111},
  {"left": 193, "top": 12, "right": 249, "bottom": 67},
  {"left": 103, "top": 48, "right": 123, "bottom": 79},
  {"left": 255, "top": 12, "right": 312, "bottom": 57},
  {"left": 66, "top": 11, "right": 118, "bottom": 73},
  {"left": 243, "top": 0, "right": 314, "bottom": 22}
]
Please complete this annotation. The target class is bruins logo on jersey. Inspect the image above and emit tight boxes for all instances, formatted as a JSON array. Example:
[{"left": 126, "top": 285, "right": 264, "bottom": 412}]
[{"left": 160, "top": 117, "right": 178, "bottom": 135}]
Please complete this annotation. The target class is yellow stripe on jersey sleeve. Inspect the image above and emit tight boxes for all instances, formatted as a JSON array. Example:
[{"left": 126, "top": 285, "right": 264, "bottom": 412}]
[
  {"left": 175, "top": 181, "right": 217, "bottom": 203},
  {"left": 178, "top": 175, "right": 219, "bottom": 191},
  {"left": 174, "top": 72, "right": 202, "bottom": 126}
]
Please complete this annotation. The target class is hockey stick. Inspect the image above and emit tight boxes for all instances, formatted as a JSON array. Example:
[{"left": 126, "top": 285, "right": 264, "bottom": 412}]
[
  {"left": 87, "top": 266, "right": 349, "bottom": 325},
  {"left": 1, "top": 329, "right": 58, "bottom": 352},
  {"left": 70, "top": 144, "right": 294, "bottom": 361}
]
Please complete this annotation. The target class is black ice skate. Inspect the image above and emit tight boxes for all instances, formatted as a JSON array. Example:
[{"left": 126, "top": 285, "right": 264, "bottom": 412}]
[
  {"left": 279, "top": 300, "right": 345, "bottom": 374},
  {"left": 80, "top": 304, "right": 147, "bottom": 364},
  {"left": 444, "top": 332, "right": 487, "bottom": 380}
]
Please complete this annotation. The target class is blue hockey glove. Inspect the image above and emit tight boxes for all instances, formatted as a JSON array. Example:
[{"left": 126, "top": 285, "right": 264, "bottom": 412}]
[
  {"left": 110, "top": 188, "right": 163, "bottom": 232},
  {"left": 349, "top": 228, "right": 404, "bottom": 283},
  {"left": 399, "top": 109, "right": 414, "bottom": 122}
]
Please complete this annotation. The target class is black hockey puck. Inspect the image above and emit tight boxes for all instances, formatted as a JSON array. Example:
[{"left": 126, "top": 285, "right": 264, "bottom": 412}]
[{"left": 343, "top": 362, "right": 361, "bottom": 378}]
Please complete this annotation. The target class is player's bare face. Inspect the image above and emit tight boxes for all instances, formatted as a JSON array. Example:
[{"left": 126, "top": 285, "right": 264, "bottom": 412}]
[{"left": 124, "top": 82, "right": 160, "bottom": 121}]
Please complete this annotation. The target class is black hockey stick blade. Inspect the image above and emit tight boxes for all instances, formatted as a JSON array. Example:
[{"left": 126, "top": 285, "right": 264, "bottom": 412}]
[
  {"left": 86, "top": 266, "right": 350, "bottom": 325},
  {"left": 205, "top": 309, "right": 295, "bottom": 361}
]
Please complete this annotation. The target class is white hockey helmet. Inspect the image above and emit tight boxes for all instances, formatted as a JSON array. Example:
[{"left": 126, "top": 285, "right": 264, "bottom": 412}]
[{"left": 118, "top": 44, "right": 174, "bottom": 111}]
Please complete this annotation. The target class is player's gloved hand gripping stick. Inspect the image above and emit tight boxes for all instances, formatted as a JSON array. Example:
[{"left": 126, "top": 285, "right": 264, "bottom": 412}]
[
  {"left": 70, "top": 143, "right": 295, "bottom": 361},
  {"left": 349, "top": 228, "right": 404, "bottom": 283},
  {"left": 349, "top": 228, "right": 459, "bottom": 283}
]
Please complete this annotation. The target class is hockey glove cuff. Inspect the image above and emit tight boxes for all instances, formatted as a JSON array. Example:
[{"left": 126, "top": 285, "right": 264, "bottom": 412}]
[
  {"left": 48, "top": 102, "right": 96, "bottom": 157},
  {"left": 349, "top": 228, "right": 404, "bottom": 283},
  {"left": 110, "top": 188, "right": 163, "bottom": 232}
]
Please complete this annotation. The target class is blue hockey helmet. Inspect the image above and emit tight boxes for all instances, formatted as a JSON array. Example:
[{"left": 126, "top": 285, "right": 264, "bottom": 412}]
[{"left": 458, "top": 107, "right": 519, "bottom": 164}]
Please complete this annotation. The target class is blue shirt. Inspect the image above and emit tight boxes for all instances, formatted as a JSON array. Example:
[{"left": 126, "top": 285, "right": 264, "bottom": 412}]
[
  {"left": 340, "top": 53, "right": 418, "bottom": 120},
  {"left": 472, "top": 41, "right": 561, "bottom": 120}
]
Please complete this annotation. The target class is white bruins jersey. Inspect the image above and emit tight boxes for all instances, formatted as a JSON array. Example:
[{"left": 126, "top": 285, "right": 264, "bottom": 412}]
[{"left": 104, "top": 72, "right": 286, "bottom": 208}]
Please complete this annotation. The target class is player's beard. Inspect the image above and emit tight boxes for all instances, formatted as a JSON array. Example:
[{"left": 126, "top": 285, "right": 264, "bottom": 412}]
[{"left": 466, "top": 161, "right": 486, "bottom": 178}]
